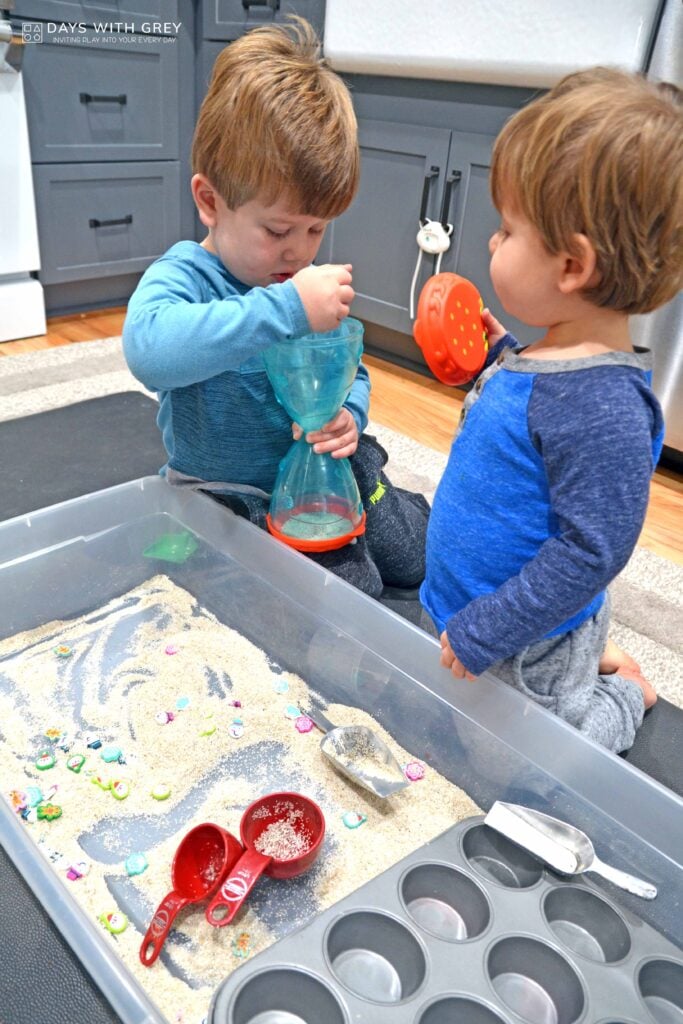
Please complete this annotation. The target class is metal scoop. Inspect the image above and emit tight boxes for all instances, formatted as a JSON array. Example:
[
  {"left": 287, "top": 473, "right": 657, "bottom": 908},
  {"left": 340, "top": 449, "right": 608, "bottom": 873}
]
[
  {"left": 485, "top": 802, "right": 657, "bottom": 900},
  {"left": 305, "top": 706, "right": 408, "bottom": 799}
]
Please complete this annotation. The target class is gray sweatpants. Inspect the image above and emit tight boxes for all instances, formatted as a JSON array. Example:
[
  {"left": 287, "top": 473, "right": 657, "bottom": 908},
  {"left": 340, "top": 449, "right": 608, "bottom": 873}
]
[{"left": 424, "top": 595, "right": 645, "bottom": 753}]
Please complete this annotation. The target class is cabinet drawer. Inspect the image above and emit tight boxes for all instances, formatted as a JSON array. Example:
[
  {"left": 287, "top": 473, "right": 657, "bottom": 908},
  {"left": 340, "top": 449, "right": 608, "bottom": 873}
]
[
  {"left": 12, "top": 2, "right": 178, "bottom": 23},
  {"left": 21, "top": 29, "right": 179, "bottom": 162},
  {"left": 203, "top": 0, "right": 324, "bottom": 41},
  {"left": 32, "top": 161, "right": 180, "bottom": 285}
]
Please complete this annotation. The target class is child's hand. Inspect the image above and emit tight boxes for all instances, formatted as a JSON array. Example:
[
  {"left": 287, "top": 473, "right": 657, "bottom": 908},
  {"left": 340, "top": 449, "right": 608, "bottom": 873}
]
[
  {"left": 292, "top": 264, "right": 354, "bottom": 333},
  {"left": 440, "top": 630, "right": 477, "bottom": 681},
  {"left": 292, "top": 408, "right": 359, "bottom": 458},
  {"left": 482, "top": 307, "right": 507, "bottom": 347}
]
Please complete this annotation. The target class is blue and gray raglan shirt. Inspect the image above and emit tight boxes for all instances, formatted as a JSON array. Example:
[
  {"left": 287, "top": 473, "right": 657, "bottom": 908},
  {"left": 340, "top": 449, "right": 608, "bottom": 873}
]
[
  {"left": 122, "top": 241, "right": 371, "bottom": 492},
  {"left": 420, "top": 335, "right": 664, "bottom": 676}
]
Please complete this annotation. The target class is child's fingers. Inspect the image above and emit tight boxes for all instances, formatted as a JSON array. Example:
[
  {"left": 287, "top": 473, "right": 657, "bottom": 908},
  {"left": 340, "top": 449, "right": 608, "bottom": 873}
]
[{"left": 481, "top": 307, "right": 506, "bottom": 339}]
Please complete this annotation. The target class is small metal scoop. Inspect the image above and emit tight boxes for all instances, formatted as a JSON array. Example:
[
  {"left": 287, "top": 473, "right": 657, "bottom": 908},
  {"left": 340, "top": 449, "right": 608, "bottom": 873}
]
[
  {"left": 485, "top": 802, "right": 657, "bottom": 900},
  {"left": 305, "top": 706, "right": 408, "bottom": 799}
]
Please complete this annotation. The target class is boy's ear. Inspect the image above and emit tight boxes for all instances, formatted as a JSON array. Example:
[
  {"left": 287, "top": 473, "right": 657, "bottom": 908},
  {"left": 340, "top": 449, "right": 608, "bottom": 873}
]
[
  {"left": 191, "top": 174, "right": 219, "bottom": 228},
  {"left": 558, "top": 233, "right": 600, "bottom": 295}
]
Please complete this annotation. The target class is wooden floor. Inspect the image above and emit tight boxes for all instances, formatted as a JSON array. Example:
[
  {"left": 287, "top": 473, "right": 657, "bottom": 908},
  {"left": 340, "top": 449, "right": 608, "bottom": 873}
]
[{"left": 4, "top": 307, "right": 682, "bottom": 566}]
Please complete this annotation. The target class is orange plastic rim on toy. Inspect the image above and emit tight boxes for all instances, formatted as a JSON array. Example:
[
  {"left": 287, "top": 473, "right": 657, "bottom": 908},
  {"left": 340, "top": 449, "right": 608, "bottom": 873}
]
[
  {"left": 266, "top": 510, "right": 366, "bottom": 553},
  {"left": 413, "top": 273, "right": 489, "bottom": 386}
]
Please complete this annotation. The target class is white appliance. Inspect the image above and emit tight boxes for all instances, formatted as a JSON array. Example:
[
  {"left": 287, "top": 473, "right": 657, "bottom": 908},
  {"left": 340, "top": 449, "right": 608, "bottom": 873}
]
[{"left": 0, "top": 20, "right": 46, "bottom": 343}]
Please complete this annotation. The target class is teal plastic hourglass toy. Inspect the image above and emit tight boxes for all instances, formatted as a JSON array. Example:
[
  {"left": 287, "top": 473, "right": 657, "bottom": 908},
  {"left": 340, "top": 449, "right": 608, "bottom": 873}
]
[{"left": 262, "top": 318, "right": 366, "bottom": 552}]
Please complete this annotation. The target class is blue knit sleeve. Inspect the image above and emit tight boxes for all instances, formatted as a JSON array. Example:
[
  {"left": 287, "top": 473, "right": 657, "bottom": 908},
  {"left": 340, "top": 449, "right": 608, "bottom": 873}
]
[
  {"left": 123, "top": 251, "right": 311, "bottom": 391},
  {"left": 447, "top": 366, "right": 663, "bottom": 674},
  {"left": 344, "top": 361, "right": 371, "bottom": 434}
]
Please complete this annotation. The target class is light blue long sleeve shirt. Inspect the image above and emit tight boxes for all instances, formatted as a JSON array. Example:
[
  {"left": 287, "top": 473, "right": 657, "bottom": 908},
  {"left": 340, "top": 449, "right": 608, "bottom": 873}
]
[{"left": 123, "top": 242, "right": 371, "bottom": 491}]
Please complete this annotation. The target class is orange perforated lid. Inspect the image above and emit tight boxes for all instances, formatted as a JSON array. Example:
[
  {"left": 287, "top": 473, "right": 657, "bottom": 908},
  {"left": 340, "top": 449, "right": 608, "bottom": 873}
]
[{"left": 413, "top": 273, "right": 489, "bottom": 386}]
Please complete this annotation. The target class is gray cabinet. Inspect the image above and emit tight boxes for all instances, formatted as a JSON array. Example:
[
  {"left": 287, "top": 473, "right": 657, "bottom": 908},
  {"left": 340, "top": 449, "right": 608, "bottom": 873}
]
[
  {"left": 203, "top": 0, "right": 324, "bottom": 40},
  {"left": 11, "top": 1, "right": 178, "bottom": 21},
  {"left": 318, "top": 75, "right": 539, "bottom": 371},
  {"left": 13, "top": 4, "right": 189, "bottom": 314},
  {"left": 318, "top": 119, "right": 452, "bottom": 334},
  {"left": 21, "top": 33, "right": 179, "bottom": 163},
  {"left": 32, "top": 162, "right": 180, "bottom": 284}
]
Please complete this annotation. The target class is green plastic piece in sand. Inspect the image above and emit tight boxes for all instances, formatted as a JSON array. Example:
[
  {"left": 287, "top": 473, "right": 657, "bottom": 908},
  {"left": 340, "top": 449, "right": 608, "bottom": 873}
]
[{"left": 143, "top": 532, "right": 199, "bottom": 563}]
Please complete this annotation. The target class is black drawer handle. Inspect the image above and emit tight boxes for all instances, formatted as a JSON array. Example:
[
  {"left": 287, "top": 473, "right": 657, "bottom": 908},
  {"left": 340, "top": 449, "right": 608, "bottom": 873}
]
[
  {"left": 242, "top": 0, "right": 280, "bottom": 8},
  {"left": 80, "top": 92, "right": 127, "bottom": 105},
  {"left": 440, "top": 170, "right": 462, "bottom": 228},
  {"left": 89, "top": 215, "right": 133, "bottom": 229},
  {"left": 419, "top": 166, "right": 440, "bottom": 225}
]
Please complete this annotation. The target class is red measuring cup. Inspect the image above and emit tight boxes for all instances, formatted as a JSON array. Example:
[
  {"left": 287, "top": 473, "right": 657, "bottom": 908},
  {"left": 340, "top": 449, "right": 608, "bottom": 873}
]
[
  {"left": 140, "top": 823, "right": 243, "bottom": 965},
  {"left": 205, "top": 792, "right": 325, "bottom": 927}
]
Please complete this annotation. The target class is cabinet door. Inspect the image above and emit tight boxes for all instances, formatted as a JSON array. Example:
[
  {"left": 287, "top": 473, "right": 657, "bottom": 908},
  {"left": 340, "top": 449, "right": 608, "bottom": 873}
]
[
  {"left": 440, "top": 132, "right": 537, "bottom": 344},
  {"left": 12, "top": 1, "right": 178, "bottom": 20},
  {"left": 21, "top": 30, "right": 179, "bottom": 163},
  {"left": 203, "top": 0, "right": 324, "bottom": 40},
  {"left": 318, "top": 119, "right": 452, "bottom": 336},
  {"left": 32, "top": 161, "right": 180, "bottom": 284}
]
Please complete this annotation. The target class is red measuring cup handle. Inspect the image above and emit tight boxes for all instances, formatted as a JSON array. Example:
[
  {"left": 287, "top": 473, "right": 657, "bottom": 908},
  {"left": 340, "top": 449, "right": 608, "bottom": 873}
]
[
  {"left": 140, "top": 891, "right": 189, "bottom": 966},
  {"left": 205, "top": 848, "right": 271, "bottom": 927}
]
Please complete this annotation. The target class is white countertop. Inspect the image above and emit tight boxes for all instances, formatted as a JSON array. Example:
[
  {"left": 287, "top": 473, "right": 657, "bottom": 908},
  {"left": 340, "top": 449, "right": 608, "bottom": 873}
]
[{"left": 324, "top": 0, "right": 660, "bottom": 88}]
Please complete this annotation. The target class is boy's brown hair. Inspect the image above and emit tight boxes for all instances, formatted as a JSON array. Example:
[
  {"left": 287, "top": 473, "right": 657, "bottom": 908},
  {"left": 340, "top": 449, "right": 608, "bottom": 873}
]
[
  {"left": 192, "top": 17, "right": 359, "bottom": 219},
  {"left": 490, "top": 67, "right": 683, "bottom": 314}
]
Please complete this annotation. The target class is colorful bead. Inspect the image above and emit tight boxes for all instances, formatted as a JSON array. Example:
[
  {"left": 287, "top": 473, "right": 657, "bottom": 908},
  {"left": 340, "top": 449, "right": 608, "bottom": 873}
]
[
  {"left": 155, "top": 710, "right": 175, "bottom": 725},
  {"left": 231, "top": 931, "right": 253, "bottom": 959},
  {"left": 404, "top": 760, "right": 426, "bottom": 781},
  {"left": 175, "top": 696, "right": 190, "bottom": 711},
  {"left": 25, "top": 786, "right": 44, "bottom": 807},
  {"left": 35, "top": 750, "right": 56, "bottom": 771},
  {"left": 91, "top": 775, "right": 111, "bottom": 791},
  {"left": 229, "top": 699, "right": 242, "bottom": 708},
  {"left": 66, "top": 753, "right": 86, "bottom": 773},
  {"left": 9, "top": 789, "right": 27, "bottom": 812},
  {"left": 125, "top": 852, "right": 148, "bottom": 877},
  {"left": 151, "top": 783, "right": 171, "bottom": 801},
  {"left": 295, "top": 715, "right": 314, "bottom": 733},
  {"left": 99, "top": 911, "right": 128, "bottom": 935},
  {"left": 53, "top": 644, "right": 72, "bottom": 658},
  {"left": 66, "top": 859, "right": 90, "bottom": 881},
  {"left": 111, "top": 780, "right": 130, "bottom": 801},
  {"left": 284, "top": 704, "right": 301, "bottom": 720},
  {"left": 342, "top": 811, "right": 367, "bottom": 829},
  {"left": 165, "top": 644, "right": 180, "bottom": 655},
  {"left": 228, "top": 721, "right": 244, "bottom": 739},
  {"left": 36, "top": 802, "right": 62, "bottom": 821},
  {"left": 44, "top": 727, "right": 63, "bottom": 741},
  {"left": 101, "top": 746, "right": 122, "bottom": 763},
  {"left": 273, "top": 679, "right": 289, "bottom": 694},
  {"left": 86, "top": 735, "right": 103, "bottom": 750}
]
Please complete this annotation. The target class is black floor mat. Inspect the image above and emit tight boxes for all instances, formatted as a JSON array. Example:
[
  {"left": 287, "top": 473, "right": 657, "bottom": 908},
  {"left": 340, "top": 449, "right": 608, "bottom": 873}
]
[{"left": 1, "top": 392, "right": 166, "bottom": 520}]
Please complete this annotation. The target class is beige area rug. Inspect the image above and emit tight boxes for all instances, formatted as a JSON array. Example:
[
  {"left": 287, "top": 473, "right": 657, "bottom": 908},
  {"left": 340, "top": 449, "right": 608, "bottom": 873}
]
[{"left": 1, "top": 336, "right": 681, "bottom": 708}]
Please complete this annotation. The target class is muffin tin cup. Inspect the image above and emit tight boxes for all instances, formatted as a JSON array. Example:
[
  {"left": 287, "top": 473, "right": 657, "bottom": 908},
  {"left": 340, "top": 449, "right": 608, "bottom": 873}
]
[{"left": 209, "top": 816, "right": 683, "bottom": 1024}]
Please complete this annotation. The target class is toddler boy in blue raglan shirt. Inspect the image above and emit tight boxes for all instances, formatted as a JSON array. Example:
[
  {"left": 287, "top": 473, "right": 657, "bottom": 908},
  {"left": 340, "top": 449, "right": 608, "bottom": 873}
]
[{"left": 421, "top": 68, "right": 682, "bottom": 752}]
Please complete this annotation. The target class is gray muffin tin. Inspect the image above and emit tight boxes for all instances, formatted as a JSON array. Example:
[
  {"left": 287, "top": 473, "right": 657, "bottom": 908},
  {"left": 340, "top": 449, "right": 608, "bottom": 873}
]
[{"left": 209, "top": 815, "right": 683, "bottom": 1024}]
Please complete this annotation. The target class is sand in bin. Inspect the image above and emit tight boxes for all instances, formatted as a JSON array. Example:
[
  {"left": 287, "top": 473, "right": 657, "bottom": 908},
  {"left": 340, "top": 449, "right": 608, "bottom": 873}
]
[{"left": 0, "top": 575, "right": 479, "bottom": 1022}]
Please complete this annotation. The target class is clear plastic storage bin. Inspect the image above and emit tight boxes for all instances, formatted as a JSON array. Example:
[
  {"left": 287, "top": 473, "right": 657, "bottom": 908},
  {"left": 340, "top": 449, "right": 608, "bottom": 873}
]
[{"left": 0, "top": 477, "right": 681, "bottom": 1024}]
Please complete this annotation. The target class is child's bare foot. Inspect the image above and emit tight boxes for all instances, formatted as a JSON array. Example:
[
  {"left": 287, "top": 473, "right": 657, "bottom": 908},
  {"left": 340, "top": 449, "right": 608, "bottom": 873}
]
[
  {"left": 618, "top": 665, "right": 657, "bottom": 710},
  {"left": 599, "top": 638, "right": 641, "bottom": 676}
]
